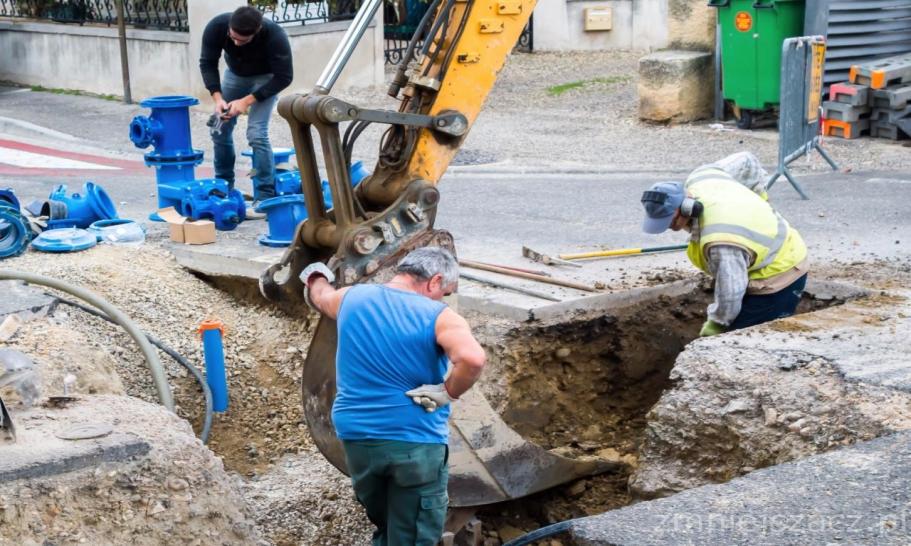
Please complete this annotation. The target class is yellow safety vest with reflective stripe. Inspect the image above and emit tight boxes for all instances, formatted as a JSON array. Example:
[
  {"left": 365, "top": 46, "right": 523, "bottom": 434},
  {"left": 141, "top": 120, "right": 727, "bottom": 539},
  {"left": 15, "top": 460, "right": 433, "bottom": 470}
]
[{"left": 684, "top": 168, "right": 807, "bottom": 281}]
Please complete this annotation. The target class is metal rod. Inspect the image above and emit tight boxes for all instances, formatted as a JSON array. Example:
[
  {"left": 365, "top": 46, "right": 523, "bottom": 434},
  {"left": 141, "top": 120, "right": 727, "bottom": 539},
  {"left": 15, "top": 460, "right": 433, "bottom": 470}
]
[
  {"left": 559, "top": 244, "right": 688, "bottom": 261},
  {"left": 115, "top": 0, "right": 132, "bottom": 104},
  {"left": 459, "top": 260, "right": 598, "bottom": 292},
  {"left": 463, "top": 259, "right": 551, "bottom": 277},
  {"left": 314, "top": 0, "right": 384, "bottom": 95},
  {"left": 459, "top": 272, "right": 561, "bottom": 302}
]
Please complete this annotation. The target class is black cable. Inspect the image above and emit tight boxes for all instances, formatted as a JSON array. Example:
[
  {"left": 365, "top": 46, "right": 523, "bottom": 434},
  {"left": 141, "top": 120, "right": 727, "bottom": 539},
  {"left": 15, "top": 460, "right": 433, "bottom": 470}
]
[
  {"left": 393, "top": 0, "right": 440, "bottom": 72},
  {"left": 54, "top": 296, "right": 214, "bottom": 444},
  {"left": 421, "top": 0, "right": 455, "bottom": 77},
  {"left": 419, "top": 0, "right": 456, "bottom": 58},
  {"left": 437, "top": 0, "right": 474, "bottom": 82}
]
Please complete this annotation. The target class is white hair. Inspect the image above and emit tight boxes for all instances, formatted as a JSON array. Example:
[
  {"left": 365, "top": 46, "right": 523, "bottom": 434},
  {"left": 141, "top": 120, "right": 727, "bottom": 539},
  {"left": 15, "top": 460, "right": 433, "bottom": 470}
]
[{"left": 396, "top": 247, "right": 458, "bottom": 287}]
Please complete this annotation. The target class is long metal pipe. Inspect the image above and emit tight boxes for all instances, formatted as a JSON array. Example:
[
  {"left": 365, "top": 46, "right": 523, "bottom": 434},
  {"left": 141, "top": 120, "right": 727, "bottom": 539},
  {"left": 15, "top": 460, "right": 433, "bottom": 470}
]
[{"left": 313, "top": 0, "right": 384, "bottom": 95}]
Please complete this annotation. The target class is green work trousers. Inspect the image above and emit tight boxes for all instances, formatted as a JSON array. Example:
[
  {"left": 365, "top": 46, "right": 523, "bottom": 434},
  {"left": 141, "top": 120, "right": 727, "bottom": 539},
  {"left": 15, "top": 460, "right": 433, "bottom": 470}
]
[{"left": 342, "top": 439, "right": 449, "bottom": 546}]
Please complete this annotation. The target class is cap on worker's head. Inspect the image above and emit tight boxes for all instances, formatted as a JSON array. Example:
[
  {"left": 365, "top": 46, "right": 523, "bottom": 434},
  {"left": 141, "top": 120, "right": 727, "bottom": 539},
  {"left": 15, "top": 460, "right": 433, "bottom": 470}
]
[{"left": 640, "top": 181, "right": 685, "bottom": 234}]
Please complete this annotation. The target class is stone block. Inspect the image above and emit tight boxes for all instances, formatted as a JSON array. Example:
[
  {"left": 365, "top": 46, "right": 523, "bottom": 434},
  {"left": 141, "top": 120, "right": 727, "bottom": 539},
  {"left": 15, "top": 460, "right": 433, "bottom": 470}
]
[
  {"left": 638, "top": 50, "right": 714, "bottom": 123},
  {"left": 667, "top": 0, "right": 716, "bottom": 51}
]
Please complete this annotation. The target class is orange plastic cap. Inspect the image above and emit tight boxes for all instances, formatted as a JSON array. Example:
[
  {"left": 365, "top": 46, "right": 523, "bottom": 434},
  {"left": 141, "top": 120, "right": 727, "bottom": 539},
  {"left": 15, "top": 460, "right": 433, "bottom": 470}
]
[{"left": 198, "top": 319, "right": 225, "bottom": 336}]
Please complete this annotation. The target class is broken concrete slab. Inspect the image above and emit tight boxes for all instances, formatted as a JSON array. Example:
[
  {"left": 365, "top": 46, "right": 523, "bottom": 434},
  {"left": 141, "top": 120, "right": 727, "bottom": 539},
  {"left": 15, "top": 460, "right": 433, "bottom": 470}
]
[
  {"left": 630, "top": 267, "right": 911, "bottom": 499},
  {"left": 572, "top": 431, "right": 911, "bottom": 545},
  {"left": 0, "top": 394, "right": 261, "bottom": 544},
  {"left": 0, "top": 429, "right": 150, "bottom": 482},
  {"left": 638, "top": 50, "right": 714, "bottom": 123},
  {"left": 0, "top": 280, "right": 56, "bottom": 319}
]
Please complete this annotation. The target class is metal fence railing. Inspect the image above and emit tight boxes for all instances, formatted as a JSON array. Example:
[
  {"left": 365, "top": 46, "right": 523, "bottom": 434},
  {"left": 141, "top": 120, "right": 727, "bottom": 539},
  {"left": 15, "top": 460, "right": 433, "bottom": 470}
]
[
  {"left": 767, "top": 36, "right": 839, "bottom": 200},
  {"left": 0, "top": 0, "right": 188, "bottom": 31},
  {"left": 252, "top": 0, "right": 359, "bottom": 26}
]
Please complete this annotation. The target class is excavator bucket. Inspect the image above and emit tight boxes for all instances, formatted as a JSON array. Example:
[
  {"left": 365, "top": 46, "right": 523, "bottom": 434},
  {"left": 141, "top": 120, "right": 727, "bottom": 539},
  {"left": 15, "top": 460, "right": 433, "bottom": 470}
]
[{"left": 301, "top": 231, "right": 616, "bottom": 507}]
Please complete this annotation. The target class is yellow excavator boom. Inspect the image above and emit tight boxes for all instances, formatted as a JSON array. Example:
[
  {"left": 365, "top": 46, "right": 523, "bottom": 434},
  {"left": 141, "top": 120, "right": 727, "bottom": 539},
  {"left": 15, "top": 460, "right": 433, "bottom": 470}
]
[{"left": 259, "top": 0, "right": 615, "bottom": 508}]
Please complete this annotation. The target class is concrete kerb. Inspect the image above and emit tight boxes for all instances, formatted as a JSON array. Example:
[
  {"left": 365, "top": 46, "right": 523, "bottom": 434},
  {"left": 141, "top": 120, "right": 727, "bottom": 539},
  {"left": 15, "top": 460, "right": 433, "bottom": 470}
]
[{"left": 0, "top": 116, "right": 83, "bottom": 143}]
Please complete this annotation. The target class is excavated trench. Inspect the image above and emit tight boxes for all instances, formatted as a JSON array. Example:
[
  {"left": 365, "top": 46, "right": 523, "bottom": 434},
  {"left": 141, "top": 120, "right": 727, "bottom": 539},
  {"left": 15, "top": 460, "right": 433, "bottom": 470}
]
[
  {"left": 465, "top": 280, "right": 846, "bottom": 542},
  {"left": 196, "top": 275, "right": 847, "bottom": 544}
]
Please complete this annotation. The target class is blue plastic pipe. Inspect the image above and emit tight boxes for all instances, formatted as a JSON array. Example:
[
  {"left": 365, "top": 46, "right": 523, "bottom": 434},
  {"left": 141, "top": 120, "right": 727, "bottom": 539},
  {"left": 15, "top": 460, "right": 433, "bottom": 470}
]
[{"left": 199, "top": 320, "right": 228, "bottom": 412}]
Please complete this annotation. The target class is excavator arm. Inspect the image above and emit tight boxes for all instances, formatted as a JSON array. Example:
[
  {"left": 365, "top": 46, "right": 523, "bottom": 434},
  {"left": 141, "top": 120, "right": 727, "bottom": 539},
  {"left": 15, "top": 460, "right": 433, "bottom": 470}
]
[
  {"left": 260, "top": 0, "right": 616, "bottom": 509},
  {"left": 259, "top": 0, "right": 535, "bottom": 299}
]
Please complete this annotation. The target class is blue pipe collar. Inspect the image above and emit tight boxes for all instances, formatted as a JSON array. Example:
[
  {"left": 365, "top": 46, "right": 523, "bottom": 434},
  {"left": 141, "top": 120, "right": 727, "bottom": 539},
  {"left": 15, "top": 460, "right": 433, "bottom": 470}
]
[
  {"left": 0, "top": 207, "right": 32, "bottom": 258},
  {"left": 139, "top": 95, "right": 199, "bottom": 109},
  {"left": 32, "top": 228, "right": 97, "bottom": 253},
  {"left": 255, "top": 194, "right": 305, "bottom": 212}
]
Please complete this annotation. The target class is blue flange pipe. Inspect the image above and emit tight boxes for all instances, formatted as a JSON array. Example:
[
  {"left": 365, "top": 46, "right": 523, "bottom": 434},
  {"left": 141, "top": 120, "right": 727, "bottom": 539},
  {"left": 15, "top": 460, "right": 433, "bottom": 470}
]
[
  {"left": 256, "top": 161, "right": 371, "bottom": 247},
  {"left": 42, "top": 182, "right": 118, "bottom": 230},
  {"left": 256, "top": 195, "right": 307, "bottom": 247},
  {"left": 131, "top": 95, "right": 245, "bottom": 230},
  {"left": 199, "top": 320, "right": 228, "bottom": 412}
]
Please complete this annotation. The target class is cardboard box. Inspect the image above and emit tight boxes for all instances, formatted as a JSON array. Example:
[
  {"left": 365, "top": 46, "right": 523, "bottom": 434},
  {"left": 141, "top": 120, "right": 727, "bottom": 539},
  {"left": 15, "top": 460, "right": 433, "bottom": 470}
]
[{"left": 158, "top": 207, "right": 216, "bottom": 245}]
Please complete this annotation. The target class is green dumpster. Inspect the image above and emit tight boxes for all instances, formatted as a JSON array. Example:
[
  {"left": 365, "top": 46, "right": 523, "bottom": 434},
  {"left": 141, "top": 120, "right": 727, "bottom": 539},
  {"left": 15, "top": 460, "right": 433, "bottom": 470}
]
[{"left": 710, "top": 0, "right": 805, "bottom": 129}]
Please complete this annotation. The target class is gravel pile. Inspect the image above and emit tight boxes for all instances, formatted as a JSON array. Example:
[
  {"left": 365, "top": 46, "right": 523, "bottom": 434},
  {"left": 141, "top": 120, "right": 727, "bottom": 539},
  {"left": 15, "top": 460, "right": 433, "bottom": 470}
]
[
  {"left": 2, "top": 243, "right": 377, "bottom": 544},
  {"left": 243, "top": 450, "right": 373, "bottom": 546}
]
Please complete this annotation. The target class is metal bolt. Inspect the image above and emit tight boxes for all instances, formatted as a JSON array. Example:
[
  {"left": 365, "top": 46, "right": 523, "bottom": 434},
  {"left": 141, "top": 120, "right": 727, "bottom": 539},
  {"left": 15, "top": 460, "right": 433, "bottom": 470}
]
[
  {"left": 344, "top": 267, "right": 358, "bottom": 284},
  {"left": 365, "top": 260, "right": 379, "bottom": 275}
]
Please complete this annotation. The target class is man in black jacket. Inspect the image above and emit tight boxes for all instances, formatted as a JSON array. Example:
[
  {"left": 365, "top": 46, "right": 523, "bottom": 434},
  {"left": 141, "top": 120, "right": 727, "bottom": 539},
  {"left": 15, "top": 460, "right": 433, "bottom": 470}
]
[{"left": 199, "top": 6, "right": 292, "bottom": 207}]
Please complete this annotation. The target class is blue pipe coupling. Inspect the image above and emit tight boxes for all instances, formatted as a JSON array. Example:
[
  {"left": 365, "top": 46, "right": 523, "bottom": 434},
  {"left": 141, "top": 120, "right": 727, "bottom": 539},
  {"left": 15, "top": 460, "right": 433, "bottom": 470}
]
[
  {"left": 199, "top": 319, "right": 228, "bottom": 413},
  {"left": 41, "top": 182, "right": 118, "bottom": 230},
  {"left": 0, "top": 188, "right": 21, "bottom": 211},
  {"left": 0, "top": 194, "right": 33, "bottom": 259}
]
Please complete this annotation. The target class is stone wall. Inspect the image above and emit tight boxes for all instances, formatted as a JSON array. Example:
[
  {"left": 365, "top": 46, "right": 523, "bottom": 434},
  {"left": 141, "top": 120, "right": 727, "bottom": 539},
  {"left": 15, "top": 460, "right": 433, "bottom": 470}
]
[{"left": 0, "top": 2, "right": 384, "bottom": 102}]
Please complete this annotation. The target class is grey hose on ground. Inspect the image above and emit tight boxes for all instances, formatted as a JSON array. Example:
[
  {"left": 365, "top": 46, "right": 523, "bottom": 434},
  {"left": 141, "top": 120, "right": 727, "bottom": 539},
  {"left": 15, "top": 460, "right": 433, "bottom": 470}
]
[
  {"left": 0, "top": 269, "right": 174, "bottom": 411},
  {"left": 55, "top": 297, "right": 212, "bottom": 444}
]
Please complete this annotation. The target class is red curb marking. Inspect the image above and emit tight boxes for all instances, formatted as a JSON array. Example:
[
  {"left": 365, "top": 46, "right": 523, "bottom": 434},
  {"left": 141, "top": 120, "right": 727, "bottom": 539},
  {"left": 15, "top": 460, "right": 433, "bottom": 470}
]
[{"left": 0, "top": 138, "right": 215, "bottom": 178}]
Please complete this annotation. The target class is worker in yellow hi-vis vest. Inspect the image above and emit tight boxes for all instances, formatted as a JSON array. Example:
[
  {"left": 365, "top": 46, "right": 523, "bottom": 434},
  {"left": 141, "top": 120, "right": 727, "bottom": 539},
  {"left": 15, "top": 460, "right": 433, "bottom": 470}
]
[{"left": 639, "top": 162, "right": 808, "bottom": 337}]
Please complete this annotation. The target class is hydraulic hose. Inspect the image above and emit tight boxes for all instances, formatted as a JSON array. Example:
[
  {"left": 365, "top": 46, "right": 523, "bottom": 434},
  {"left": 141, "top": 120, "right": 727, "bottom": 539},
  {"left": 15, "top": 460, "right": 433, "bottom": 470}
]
[
  {"left": 0, "top": 270, "right": 174, "bottom": 411},
  {"left": 55, "top": 297, "right": 213, "bottom": 444},
  {"left": 502, "top": 521, "right": 574, "bottom": 546}
]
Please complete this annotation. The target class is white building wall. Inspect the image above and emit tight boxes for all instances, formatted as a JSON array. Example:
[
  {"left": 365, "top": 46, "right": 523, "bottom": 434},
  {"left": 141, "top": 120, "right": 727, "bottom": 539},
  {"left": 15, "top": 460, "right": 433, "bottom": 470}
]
[
  {"left": 533, "top": 0, "right": 668, "bottom": 50},
  {"left": 0, "top": 2, "right": 384, "bottom": 102}
]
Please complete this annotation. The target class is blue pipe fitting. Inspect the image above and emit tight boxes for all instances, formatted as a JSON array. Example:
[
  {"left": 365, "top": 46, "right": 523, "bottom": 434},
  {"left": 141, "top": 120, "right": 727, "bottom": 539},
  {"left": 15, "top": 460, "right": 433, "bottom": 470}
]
[
  {"left": 132, "top": 95, "right": 244, "bottom": 230},
  {"left": 0, "top": 188, "right": 20, "bottom": 211},
  {"left": 256, "top": 161, "right": 371, "bottom": 247},
  {"left": 130, "top": 95, "right": 202, "bottom": 161},
  {"left": 274, "top": 170, "right": 303, "bottom": 196},
  {"left": 42, "top": 182, "right": 118, "bottom": 230},
  {"left": 0, "top": 204, "right": 33, "bottom": 259},
  {"left": 349, "top": 160, "right": 370, "bottom": 186},
  {"left": 241, "top": 147, "right": 297, "bottom": 173},
  {"left": 255, "top": 195, "right": 307, "bottom": 247},
  {"left": 198, "top": 320, "right": 228, "bottom": 413},
  {"left": 179, "top": 179, "right": 246, "bottom": 231}
]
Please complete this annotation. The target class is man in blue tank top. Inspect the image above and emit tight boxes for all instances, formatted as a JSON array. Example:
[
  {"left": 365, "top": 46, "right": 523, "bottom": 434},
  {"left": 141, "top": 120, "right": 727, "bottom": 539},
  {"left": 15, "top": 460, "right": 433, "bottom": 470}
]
[{"left": 302, "top": 247, "right": 487, "bottom": 545}]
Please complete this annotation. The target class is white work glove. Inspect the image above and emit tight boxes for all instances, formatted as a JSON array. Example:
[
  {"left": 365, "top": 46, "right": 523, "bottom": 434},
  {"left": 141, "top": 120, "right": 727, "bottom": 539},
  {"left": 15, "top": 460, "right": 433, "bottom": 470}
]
[
  {"left": 405, "top": 383, "right": 456, "bottom": 413},
  {"left": 300, "top": 262, "right": 336, "bottom": 312}
]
